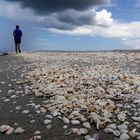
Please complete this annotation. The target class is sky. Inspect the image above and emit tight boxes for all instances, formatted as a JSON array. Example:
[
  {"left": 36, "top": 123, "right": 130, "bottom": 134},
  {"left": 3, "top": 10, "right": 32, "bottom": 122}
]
[{"left": 0, "top": 0, "right": 140, "bottom": 51}]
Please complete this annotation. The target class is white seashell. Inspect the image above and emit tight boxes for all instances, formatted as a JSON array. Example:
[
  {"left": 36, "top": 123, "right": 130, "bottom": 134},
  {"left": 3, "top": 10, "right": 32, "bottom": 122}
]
[
  {"left": 132, "top": 117, "right": 140, "bottom": 122},
  {"left": 117, "top": 124, "right": 128, "bottom": 130},
  {"left": 113, "top": 130, "right": 121, "bottom": 136},
  {"left": 79, "top": 128, "right": 88, "bottom": 135},
  {"left": 4, "top": 99, "right": 10, "bottom": 102},
  {"left": 40, "top": 107, "right": 47, "bottom": 113},
  {"left": 11, "top": 95, "right": 16, "bottom": 98},
  {"left": 34, "top": 130, "right": 41, "bottom": 135},
  {"left": 44, "top": 119, "right": 52, "bottom": 124},
  {"left": 82, "top": 122, "right": 91, "bottom": 129},
  {"left": 117, "top": 113, "right": 126, "bottom": 122},
  {"left": 63, "top": 125, "right": 68, "bottom": 129},
  {"left": 0, "top": 125, "right": 10, "bottom": 132},
  {"left": 14, "top": 127, "right": 25, "bottom": 134},
  {"left": 87, "top": 138, "right": 96, "bottom": 140},
  {"left": 8, "top": 90, "right": 14, "bottom": 94},
  {"left": 22, "top": 110, "right": 30, "bottom": 114},
  {"left": 46, "top": 125, "right": 52, "bottom": 129},
  {"left": 51, "top": 110, "right": 59, "bottom": 117},
  {"left": 120, "top": 129, "right": 129, "bottom": 134},
  {"left": 71, "top": 128, "right": 79, "bottom": 133},
  {"left": 107, "top": 124, "right": 117, "bottom": 129},
  {"left": 80, "top": 116, "right": 87, "bottom": 122},
  {"left": 120, "top": 133, "right": 130, "bottom": 140},
  {"left": 6, "top": 127, "right": 14, "bottom": 135},
  {"left": 84, "top": 135, "right": 91, "bottom": 140},
  {"left": 71, "top": 120, "right": 80, "bottom": 125},
  {"left": 68, "top": 111, "right": 81, "bottom": 119},
  {"left": 134, "top": 99, "right": 140, "bottom": 104},
  {"left": 45, "top": 115, "right": 53, "bottom": 119},
  {"left": 56, "top": 95, "right": 66, "bottom": 101},
  {"left": 63, "top": 117, "right": 70, "bottom": 124},
  {"left": 104, "top": 128, "right": 113, "bottom": 133},
  {"left": 89, "top": 112, "right": 99, "bottom": 124}
]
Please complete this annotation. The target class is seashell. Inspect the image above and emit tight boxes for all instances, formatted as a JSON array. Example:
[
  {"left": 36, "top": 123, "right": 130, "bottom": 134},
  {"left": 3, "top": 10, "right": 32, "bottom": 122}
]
[
  {"left": 134, "top": 99, "right": 140, "bottom": 104},
  {"left": 71, "top": 120, "right": 80, "bottom": 125},
  {"left": 120, "top": 129, "right": 129, "bottom": 134},
  {"left": 44, "top": 119, "right": 52, "bottom": 125},
  {"left": 22, "top": 110, "right": 30, "bottom": 114},
  {"left": 117, "top": 124, "right": 128, "bottom": 130},
  {"left": 40, "top": 107, "right": 47, "bottom": 113},
  {"left": 105, "top": 104, "right": 116, "bottom": 112},
  {"left": 51, "top": 110, "right": 59, "bottom": 117},
  {"left": 84, "top": 135, "right": 91, "bottom": 140},
  {"left": 120, "top": 133, "right": 130, "bottom": 140},
  {"left": 61, "top": 107, "right": 69, "bottom": 114},
  {"left": 82, "top": 122, "right": 91, "bottom": 129},
  {"left": 8, "top": 90, "right": 14, "bottom": 94},
  {"left": 63, "top": 125, "right": 68, "bottom": 129},
  {"left": 80, "top": 116, "right": 87, "bottom": 122},
  {"left": 107, "top": 124, "right": 117, "bottom": 130},
  {"left": 56, "top": 95, "right": 66, "bottom": 101},
  {"left": 87, "top": 138, "right": 96, "bottom": 140},
  {"left": 4, "top": 99, "right": 10, "bottom": 102},
  {"left": 89, "top": 112, "right": 99, "bottom": 124},
  {"left": 132, "top": 117, "right": 140, "bottom": 122},
  {"left": 35, "top": 91, "right": 44, "bottom": 97},
  {"left": 64, "top": 129, "right": 73, "bottom": 135},
  {"left": 63, "top": 117, "right": 70, "bottom": 124},
  {"left": 71, "top": 128, "right": 79, "bottom": 133},
  {"left": 14, "top": 127, "right": 25, "bottom": 134},
  {"left": 128, "top": 131, "right": 136, "bottom": 138},
  {"left": 0, "top": 125, "right": 10, "bottom": 133},
  {"left": 34, "top": 130, "right": 41, "bottom": 135},
  {"left": 113, "top": 130, "right": 121, "bottom": 136},
  {"left": 79, "top": 128, "right": 88, "bottom": 135},
  {"left": 117, "top": 113, "right": 126, "bottom": 122},
  {"left": 45, "top": 115, "right": 53, "bottom": 119},
  {"left": 104, "top": 128, "right": 113, "bottom": 133},
  {"left": 68, "top": 111, "right": 81, "bottom": 119},
  {"left": 6, "top": 127, "right": 14, "bottom": 135},
  {"left": 46, "top": 125, "right": 52, "bottom": 129},
  {"left": 97, "top": 119, "right": 106, "bottom": 129}
]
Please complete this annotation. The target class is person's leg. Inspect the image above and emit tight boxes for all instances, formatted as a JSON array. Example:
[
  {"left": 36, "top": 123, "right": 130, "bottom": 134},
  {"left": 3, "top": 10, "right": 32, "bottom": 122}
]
[
  {"left": 17, "top": 44, "right": 21, "bottom": 53},
  {"left": 15, "top": 43, "right": 18, "bottom": 53}
]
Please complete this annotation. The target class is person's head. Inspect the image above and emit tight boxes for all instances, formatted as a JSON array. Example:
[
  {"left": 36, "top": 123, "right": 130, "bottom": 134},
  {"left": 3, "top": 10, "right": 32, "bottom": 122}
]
[{"left": 16, "top": 25, "right": 20, "bottom": 29}]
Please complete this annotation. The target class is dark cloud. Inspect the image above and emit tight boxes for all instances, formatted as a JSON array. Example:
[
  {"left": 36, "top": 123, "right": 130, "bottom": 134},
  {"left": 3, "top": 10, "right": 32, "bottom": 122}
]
[
  {"left": 4, "top": 0, "right": 111, "bottom": 30},
  {"left": 5, "top": 0, "right": 110, "bottom": 15},
  {"left": 43, "top": 10, "right": 96, "bottom": 30}
]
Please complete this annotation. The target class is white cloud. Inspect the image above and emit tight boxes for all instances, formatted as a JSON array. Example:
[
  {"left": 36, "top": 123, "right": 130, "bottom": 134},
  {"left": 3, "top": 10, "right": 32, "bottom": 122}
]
[
  {"left": 0, "top": 0, "right": 43, "bottom": 22},
  {"left": 122, "top": 38, "right": 140, "bottom": 49},
  {"left": 95, "top": 9, "right": 113, "bottom": 26}
]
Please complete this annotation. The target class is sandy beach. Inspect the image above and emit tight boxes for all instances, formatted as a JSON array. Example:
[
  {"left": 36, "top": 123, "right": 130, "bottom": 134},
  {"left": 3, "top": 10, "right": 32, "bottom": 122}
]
[{"left": 0, "top": 52, "right": 140, "bottom": 140}]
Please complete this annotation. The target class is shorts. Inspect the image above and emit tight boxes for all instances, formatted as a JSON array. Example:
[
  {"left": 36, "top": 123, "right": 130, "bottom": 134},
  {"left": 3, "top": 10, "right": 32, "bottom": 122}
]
[{"left": 14, "top": 39, "right": 21, "bottom": 44}]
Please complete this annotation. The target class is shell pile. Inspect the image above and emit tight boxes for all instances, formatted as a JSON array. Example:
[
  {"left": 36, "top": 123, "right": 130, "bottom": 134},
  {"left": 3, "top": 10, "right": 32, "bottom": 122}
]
[{"left": 21, "top": 52, "right": 140, "bottom": 139}]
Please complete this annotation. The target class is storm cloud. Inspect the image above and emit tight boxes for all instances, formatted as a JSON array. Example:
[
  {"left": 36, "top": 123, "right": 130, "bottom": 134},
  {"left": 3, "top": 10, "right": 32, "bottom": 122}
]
[
  {"left": 5, "top": 0, "right": 110, "bottom": 15},
  {"left": 3, "top": 0, "right": 111, "bottom": 30},
  {"left": 43, "top": 10, "right": 96, "bottom": 30}
]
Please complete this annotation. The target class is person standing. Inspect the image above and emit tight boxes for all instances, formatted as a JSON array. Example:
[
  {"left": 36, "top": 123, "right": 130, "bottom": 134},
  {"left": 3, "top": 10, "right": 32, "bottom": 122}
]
[{"left": 13, "top": 25, "right": 22, "bottom": 53}]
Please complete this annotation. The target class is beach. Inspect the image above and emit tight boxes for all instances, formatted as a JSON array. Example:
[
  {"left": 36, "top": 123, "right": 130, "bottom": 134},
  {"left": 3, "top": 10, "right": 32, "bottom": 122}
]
[{"left": 0, "top": 52, "right": 140, "bottom": 140}]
